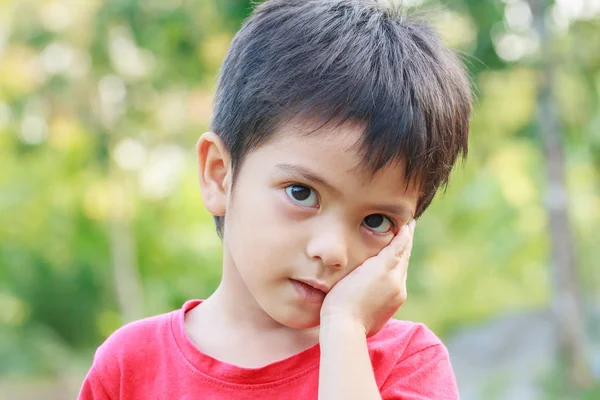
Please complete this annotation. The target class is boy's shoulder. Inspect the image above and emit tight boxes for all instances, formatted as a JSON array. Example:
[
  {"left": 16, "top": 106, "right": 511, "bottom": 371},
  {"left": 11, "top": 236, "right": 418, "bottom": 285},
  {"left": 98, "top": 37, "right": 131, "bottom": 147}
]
[
  {"left": 81, "top": 304, "right": 193, "bottom": 399},
  {"left": 94, "top": 306, "right": 178, "bottom": 367},
  {"left": 369, "top": 318, "right": 448, "bottom": 364},
  {"left": 375, "top": 318, "right": 445, "bottom": 347},
  {"left": 369, "top": 319, "right": 457, "bottom": 397}
]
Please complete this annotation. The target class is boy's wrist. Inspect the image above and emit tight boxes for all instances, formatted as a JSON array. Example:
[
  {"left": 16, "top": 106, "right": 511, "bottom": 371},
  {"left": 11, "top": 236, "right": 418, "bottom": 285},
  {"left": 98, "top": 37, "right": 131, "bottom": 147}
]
[
  {"left": 318, "top": 310, "right": 380, "bottom": 400},
  {"left": 319, "top": 311, "right": 367, "bottom": 339}
]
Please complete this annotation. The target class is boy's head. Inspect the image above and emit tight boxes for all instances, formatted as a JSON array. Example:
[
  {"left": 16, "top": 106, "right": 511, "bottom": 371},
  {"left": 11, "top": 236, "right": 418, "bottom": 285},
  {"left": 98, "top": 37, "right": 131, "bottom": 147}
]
[
  {"left": 208, "top": 0, "right": 470, "bottom": 238},
  {"left": 196, "top": 0, "right": 470, "bottom": 328}
]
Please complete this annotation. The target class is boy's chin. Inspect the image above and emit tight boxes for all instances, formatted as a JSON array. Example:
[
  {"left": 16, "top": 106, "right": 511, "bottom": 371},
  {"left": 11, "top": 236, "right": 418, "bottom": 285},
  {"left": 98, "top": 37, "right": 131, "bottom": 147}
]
[
  {"left": 285, "top": 318, "right": 321, "bottom": 330},
  {"left": 267, "top": 305, "right": 322, "bottom": 330}
]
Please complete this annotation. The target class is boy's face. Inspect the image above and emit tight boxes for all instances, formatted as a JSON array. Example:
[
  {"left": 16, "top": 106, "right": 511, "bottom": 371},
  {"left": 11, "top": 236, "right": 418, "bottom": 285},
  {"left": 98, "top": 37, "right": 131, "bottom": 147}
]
[{"left": 200, "top": 119, "right": 420, "bottom": 330}]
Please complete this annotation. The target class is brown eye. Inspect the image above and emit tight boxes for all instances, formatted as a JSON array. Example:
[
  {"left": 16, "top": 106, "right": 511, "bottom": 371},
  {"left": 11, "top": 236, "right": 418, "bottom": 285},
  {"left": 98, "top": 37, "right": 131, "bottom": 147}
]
[
  {"left": 363, "top": 214, "right": 393, "bottom": 233},
  {"left": 285, "top": 185, "right": 318, "bottom": 207}
]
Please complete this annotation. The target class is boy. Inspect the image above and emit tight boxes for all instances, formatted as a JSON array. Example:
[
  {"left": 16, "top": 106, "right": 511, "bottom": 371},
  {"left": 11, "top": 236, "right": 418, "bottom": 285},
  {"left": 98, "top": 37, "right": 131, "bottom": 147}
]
[{"left": 79, "top": 0, "right": 470, "bottom": 398}]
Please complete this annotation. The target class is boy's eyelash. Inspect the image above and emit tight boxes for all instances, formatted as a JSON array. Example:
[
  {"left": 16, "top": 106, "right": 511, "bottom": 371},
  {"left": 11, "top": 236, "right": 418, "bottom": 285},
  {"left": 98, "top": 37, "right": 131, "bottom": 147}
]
[{"left": 285, "top": 182, "right": 316, "bottom": 192}]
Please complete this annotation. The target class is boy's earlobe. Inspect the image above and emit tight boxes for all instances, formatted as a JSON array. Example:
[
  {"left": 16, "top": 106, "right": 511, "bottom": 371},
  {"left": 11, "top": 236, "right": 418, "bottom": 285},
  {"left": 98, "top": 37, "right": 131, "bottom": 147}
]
[{"left": 196, "top": 132, "right": 231, "bottom": 217}]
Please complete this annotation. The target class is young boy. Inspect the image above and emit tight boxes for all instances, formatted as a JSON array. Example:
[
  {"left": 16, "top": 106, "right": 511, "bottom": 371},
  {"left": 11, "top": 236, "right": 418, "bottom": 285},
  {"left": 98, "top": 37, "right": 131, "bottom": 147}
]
[{"left": 79, "top": 0, "right": 470, "bottom": 398}]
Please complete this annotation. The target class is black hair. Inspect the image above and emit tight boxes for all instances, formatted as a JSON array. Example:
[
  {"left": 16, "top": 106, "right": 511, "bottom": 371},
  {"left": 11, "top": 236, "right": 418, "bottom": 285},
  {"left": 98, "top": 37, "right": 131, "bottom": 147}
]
[{"left": 210, "top": 0, "right": 471, "bottom": 237}]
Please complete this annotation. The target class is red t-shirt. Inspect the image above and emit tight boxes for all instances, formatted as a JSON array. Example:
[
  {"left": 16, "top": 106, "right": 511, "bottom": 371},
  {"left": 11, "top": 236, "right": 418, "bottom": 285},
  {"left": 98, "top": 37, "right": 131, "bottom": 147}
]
[{"left": 79, "top": 300, "right": 458, "bottom": 399}]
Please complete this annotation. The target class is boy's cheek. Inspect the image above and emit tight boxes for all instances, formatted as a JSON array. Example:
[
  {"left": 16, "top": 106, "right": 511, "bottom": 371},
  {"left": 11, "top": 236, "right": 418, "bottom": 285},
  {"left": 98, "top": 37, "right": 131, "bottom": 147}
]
[
  {"left": 274, "top": 191, "right": 314, "bottom": 223},
  {"left": 242, "top": 192, "right": 299, "bottom": 242}
]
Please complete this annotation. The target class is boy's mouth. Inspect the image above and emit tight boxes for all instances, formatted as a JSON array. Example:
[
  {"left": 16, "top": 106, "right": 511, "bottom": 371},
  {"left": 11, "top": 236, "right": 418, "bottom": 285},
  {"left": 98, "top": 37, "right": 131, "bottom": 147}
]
[{"left": 290, "top": 279, "right": 328, "bottom": 304}]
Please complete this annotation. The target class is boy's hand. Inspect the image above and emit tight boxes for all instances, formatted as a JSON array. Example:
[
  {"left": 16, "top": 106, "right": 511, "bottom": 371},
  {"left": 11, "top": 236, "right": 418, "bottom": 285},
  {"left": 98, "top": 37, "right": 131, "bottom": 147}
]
[{"left": 320, "top": 220, "right": 415, "bottom": 337}]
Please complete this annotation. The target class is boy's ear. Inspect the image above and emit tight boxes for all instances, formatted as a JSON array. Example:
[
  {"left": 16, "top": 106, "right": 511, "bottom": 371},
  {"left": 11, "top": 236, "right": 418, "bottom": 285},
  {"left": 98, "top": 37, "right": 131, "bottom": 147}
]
[{"left": 196, "top": 132, "right": 231, "bottom": 217}]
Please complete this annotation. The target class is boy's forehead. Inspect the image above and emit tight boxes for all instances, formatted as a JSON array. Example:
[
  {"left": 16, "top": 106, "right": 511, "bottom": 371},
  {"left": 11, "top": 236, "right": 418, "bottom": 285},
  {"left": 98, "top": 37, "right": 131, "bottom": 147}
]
[
  {"left": 263, "top": 116, "right": 419, "bottom": 197},
  {"left": 272, "top": 117, "right": 400, "bottom": 168},
  {"left": 271, "top": 116, "right": 367, "bottom": 158}
]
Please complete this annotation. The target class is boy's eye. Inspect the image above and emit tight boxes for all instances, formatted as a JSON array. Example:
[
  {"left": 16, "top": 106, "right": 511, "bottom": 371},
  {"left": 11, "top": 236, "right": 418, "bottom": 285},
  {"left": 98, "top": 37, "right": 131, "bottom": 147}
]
[
  {"left": 285, "top": 184, "right": 318, "bottom": 207},
  {"left": 363, "top": 214, "right": 393, "bottom": 234}
]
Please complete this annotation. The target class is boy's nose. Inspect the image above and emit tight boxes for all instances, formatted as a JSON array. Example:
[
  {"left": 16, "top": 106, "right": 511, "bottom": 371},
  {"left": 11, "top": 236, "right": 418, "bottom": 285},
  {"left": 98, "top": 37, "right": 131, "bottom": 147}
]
[{"left": 305, "top": 229, "right": 349, "bottom": 270}]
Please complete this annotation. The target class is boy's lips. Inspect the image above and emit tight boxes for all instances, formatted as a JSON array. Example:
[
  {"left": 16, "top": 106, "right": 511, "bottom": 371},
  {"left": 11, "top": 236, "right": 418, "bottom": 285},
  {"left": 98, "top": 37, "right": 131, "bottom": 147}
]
[
  {"left": 293, "top": 278, "right": 330, "bottom": 293},
  {"left": 290, "top": 278, "right": 329, "bottom": 304}
]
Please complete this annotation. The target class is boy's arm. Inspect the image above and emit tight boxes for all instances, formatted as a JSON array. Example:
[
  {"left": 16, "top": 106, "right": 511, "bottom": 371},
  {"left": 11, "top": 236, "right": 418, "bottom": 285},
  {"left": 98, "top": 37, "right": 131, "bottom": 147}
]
[
  {"left": 319, "top": 317, "right": 459, "bottom": 400},
  {"left": 318, "top": 316, "right": 382, "bottom": 400}
]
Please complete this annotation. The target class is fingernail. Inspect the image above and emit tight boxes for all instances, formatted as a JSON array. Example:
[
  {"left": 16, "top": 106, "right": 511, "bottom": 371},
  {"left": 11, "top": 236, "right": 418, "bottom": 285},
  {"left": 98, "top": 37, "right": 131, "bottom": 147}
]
[{"left": 409, "top": 219, "right": 416, "bottom": 232}]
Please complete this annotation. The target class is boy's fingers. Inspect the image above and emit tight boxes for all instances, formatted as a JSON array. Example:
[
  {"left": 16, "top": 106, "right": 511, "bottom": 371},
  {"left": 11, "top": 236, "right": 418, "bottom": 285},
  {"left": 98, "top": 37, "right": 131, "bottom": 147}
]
[{"left": 377, "top": 219, "right": 415, "bottom": 270}]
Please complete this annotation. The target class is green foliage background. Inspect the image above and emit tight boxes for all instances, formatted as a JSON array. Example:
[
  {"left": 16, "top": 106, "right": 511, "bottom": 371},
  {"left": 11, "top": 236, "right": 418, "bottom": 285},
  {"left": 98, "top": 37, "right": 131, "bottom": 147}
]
[{"left": 0, "top": 0, "right": 598, "bottom": 397}]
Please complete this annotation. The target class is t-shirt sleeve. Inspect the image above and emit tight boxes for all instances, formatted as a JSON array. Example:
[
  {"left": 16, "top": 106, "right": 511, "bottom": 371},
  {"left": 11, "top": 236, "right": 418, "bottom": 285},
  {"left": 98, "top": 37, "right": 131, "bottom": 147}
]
[
  {"left": 78, "top": 365, "right": 113, "bottom": 400},
  {"left": 76, "top": 312, "right": 173, "bottom": 400},
  {"left": 77, "top": 328, "right": 124, "bottom": 400},
  {"left": 379, "top": 343, "right": 459, "bottom": 400}
]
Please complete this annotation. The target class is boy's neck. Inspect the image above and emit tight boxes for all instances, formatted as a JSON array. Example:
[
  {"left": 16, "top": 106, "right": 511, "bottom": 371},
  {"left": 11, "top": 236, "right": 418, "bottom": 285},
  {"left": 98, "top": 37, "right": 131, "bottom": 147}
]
[{"left": 184, "top": 254, "right": 320, "bottom": 368}]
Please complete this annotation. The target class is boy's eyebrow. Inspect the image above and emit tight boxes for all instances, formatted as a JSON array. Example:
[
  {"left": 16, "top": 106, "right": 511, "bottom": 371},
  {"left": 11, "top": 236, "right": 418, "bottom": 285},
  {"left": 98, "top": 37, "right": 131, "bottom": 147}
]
[
  {"left": 274, "top": 163, "right": 414, "bottom": 219},
  {"left": 275, "top": 163, "right": 343, "bottom": 197}
]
